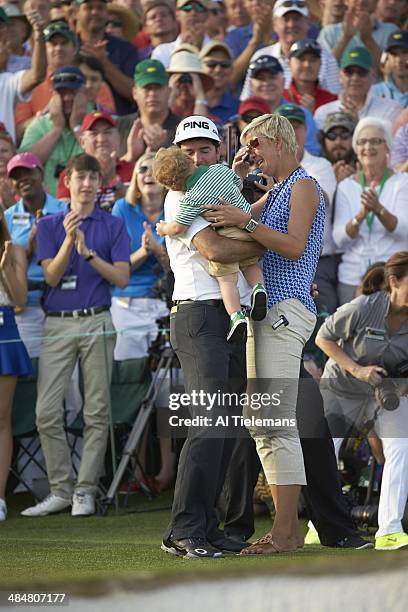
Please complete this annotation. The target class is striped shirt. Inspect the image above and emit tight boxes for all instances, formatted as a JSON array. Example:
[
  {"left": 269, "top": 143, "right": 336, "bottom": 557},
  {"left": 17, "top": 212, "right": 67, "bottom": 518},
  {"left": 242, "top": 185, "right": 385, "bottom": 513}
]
[
  {"left": 240, "top": 41, "right": 341, "bottom": 101},
  {"left": 175, "top": 164, "right": 251, "bottom": 226}
]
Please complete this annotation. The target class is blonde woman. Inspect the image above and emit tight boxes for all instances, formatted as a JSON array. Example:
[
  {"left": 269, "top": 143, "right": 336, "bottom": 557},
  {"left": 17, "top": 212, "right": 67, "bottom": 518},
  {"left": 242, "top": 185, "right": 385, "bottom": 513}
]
[
  {"left": 203, "top": 113, "right": 325, "bottom": 553},
  {"left": 111, "top": 153, "right": 172, "bottom": 491},
  {"left": 0, "top": 215, "right": 31, "bottom": 521}
]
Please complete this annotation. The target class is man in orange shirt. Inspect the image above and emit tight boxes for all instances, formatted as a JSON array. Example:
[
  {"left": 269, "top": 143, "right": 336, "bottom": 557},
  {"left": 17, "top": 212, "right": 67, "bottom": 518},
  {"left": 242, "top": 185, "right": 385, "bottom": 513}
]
[{"left": 15, "top": 20, "right": 114, "bottom": 141}]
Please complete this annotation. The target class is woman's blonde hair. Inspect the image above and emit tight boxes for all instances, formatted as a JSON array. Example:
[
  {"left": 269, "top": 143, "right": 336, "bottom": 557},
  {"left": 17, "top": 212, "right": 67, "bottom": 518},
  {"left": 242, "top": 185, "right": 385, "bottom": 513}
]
[
  {"left": 126, "top": 151, "right": 158, "bottom": 204},
  {"left": 152, "top": 147, "right": 195, "bottom": 191},
  {"left": 240, "top": 113, "right": 297, "bottom": 155}
]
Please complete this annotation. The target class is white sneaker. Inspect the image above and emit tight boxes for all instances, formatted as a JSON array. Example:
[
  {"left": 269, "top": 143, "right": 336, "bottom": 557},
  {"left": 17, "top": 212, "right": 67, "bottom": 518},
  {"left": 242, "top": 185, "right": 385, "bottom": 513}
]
[
  {"left": 21, "top": 494, "right": 71, "bottom": 517},
  {"left": 0, "top": 498, "right": 7, "bottom": 521},
  {"left": 71, "top": 492, "right": 95, "bottom": 517}
]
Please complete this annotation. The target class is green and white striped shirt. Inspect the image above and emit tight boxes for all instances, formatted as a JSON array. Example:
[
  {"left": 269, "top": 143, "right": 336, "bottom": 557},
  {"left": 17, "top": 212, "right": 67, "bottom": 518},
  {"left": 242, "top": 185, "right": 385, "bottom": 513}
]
[{"left": 175, "top": 164, "right": 251, "bottom": 226}]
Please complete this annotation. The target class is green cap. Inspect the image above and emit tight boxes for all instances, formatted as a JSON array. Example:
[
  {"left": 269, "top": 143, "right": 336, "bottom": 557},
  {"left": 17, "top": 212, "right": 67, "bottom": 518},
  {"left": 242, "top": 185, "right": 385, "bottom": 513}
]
[
  {"left": 341, "top": 46, "right": 373, "bottom": 71},
  {"left": 0, "top": 6, "right": 9, "bottom": 22},
  {"left": 275, "top": 103, "right": 306, "bottom": 124},
  {"left": 134, "top": 59, "right": 168, "bottom": 88},
  {"left": 44, "top": 20, "right": 76, "bottom": 43}
]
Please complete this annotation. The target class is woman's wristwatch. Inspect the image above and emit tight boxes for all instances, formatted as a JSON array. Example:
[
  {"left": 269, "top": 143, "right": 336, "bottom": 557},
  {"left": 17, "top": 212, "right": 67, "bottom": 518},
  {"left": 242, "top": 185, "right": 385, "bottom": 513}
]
[
  {"left": 244, "top": 218, "right": 258, "bottom": 233},
  {"left": 350, "top": 217, "right": 361, "bottom": 228},
  {"left": 84, "top": 250, "right": 96, "bottom": 262}
]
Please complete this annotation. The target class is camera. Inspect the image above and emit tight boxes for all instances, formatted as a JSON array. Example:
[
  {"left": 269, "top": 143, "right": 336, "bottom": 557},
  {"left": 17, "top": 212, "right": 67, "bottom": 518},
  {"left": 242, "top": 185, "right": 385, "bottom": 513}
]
[
  {"left": 179, "top": 74, "right": 193, "bottom": 85},
  {"left": 245, "top": 168, "right": 267, "bottom": 187},
  {"left": 375, "top": 360, "right": 408, "bottom": 412},
  {"left": 350, "top": 504, "right": 378, "bottom": 529}
]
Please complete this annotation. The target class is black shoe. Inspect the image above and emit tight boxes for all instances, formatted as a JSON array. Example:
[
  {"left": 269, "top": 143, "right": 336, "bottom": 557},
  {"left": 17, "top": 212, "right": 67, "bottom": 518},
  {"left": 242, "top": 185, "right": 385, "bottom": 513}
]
[
  {"left": 328, "top": 535, "right": 374, "bottom": 550},
  {"left": 210, "top": 535, "right": 250, "bottom": 554},
  {"left": 250, "top": 284, "right": 268, "bottom": 321},
  {"left": 161, "top": 535, "right": 223, "bottom": 559}
]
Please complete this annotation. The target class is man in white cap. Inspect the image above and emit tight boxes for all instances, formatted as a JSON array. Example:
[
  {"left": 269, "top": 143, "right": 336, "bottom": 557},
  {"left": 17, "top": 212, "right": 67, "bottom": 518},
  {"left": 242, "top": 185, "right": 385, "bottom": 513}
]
[
  {"left": 161, "top": 115, "right": 264, "bottom": 558},
  {"left": 240, "top": 0, "right": 341, "bottom": 100}
]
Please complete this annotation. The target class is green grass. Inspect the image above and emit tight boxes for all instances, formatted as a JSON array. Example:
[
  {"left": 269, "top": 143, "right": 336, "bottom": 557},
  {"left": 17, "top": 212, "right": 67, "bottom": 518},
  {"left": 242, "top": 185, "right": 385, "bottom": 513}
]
[{"left": 0, "top": 491, "right": 406, "bottom": 595}]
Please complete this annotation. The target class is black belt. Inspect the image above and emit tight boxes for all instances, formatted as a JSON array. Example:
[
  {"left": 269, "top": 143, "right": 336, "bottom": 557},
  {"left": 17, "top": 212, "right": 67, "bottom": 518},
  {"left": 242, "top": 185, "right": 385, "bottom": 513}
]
[
  {"left": 46, "top": 306, "right": 110, "bottom": 318},
  {"left": 174, "top": 299, "right": 223, "bottom": 307}
]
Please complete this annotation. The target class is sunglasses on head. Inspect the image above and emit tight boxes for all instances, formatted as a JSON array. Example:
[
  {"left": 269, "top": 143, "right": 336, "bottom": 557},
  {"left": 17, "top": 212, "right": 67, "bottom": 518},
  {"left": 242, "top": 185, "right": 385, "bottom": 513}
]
[
  {"left": 290, "top": 39, "right": 321, "bottom": 56},
  {"left": 180, "top": 3, "right": 207, "bottom": 13},
  {"left": 53, "top": 74, "right": 83, "bottom": 85},
  {"left": 325, "top": 130, "right": 352, "bottom": 141},
  {"left": 44, "top": 22, "right": 72, "bottom": 36},
  {"left": 203, "top": 59, "right": 232, "bottom": 69},
  {"left": 281, "top": 1, "right": 307, "bottom": 7}
]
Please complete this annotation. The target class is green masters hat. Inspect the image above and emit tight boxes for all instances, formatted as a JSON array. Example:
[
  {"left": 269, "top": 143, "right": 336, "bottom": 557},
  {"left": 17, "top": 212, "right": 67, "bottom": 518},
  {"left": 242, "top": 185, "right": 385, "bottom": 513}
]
[
  {"left": 275, "top": 103, "right": 306, "bottom": 124},
  {"left": 341, "top": 46, "right": 373, "bottom": 71},
  {"left": 134, "top": 59, "right": 169, "bottom": 88}
]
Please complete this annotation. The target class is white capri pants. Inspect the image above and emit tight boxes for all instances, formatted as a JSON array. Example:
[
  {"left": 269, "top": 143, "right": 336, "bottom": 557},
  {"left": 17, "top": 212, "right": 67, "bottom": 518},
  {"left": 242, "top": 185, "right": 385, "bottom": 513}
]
[
  {"left": 322, "top": 387, "right": 408, "bottom": 538},
  {"left": 246, "top": 298, "right": 316, "bottom": 486}
]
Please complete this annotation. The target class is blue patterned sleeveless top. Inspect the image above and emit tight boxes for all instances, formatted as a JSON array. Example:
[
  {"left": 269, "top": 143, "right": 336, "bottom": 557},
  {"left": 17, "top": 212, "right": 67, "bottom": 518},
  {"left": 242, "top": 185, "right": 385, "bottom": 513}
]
[{"left": 260, "top": 166, "right": 325, "bottom": 315}]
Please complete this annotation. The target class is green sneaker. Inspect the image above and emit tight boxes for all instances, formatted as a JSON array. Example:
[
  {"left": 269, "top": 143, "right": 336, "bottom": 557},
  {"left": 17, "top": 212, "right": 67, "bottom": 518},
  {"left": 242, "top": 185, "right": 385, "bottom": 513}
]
[
  {"left": 375, "top": 532, "right": 408, "bottom": 551},
  {"left": 227, "top": 311, "right": 247, "bottom": 343},
  {"left": 305, "top": 526, "right": 321, "bottom": 545},
  {"left": 250, "top": 283, "right": 267, "bottom": 321}
]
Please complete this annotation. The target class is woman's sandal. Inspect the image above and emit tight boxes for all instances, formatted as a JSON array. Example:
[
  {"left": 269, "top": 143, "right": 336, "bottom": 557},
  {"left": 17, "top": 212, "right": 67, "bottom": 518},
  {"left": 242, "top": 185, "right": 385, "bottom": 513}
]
[{"left": 240, "top": 532, "right": 298, "bottom": 555}]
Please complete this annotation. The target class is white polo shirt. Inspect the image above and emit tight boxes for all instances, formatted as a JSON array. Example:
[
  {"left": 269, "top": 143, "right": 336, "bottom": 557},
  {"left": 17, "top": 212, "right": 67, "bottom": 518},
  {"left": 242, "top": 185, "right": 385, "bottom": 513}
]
[
  {"left": 301, "top": 151, "right": 337, "bottom": 256},
  {"left": 164, "top": 190, "right": 251, "bottom": 303},
  {"left": 313, "top": 93, "right": 403, "bottom": 130}
]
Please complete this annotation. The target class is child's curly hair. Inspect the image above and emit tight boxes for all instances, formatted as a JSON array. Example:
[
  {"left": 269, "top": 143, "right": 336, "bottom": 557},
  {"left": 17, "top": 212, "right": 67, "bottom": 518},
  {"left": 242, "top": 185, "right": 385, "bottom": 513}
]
[{"left": 152, "top": 146, "right": 195, "bottom": 191}]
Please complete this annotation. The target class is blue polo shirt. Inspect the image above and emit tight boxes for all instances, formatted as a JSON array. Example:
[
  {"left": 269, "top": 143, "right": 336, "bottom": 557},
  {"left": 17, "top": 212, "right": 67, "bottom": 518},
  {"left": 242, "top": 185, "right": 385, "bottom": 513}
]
[
  {"left": 112, "top": 198, "right": 165, "bottom": 299},
  {"left": 371, "top": 78, "right": 408, "bottom": 108},
  {"left": 5, "top": 193, "right": 66, "bottom": 306},
  {"left": 208, "top": 90, "right": 239, "bottom": 123},
  {"left": 36, "top": 206, "right": 130, "bottom": 311}
]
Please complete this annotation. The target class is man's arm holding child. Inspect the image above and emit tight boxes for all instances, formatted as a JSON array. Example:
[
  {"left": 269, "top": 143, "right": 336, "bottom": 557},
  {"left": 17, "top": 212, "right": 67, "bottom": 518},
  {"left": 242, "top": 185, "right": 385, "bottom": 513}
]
[{"left": 192, "top": 227, "right": 265, "bottom": 263}]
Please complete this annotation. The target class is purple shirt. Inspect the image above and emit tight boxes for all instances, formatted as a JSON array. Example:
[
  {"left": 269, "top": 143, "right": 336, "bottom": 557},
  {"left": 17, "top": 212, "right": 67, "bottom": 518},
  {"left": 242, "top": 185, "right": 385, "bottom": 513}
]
[{"left": 36, "top": 206, "right": 130, "bottom": 311}]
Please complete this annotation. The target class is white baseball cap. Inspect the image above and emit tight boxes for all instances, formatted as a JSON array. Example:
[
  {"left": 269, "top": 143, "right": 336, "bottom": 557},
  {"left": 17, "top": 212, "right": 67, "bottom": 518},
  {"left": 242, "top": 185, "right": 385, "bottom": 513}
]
[
  {"left": 273, "top": 0, "right": 309, "bottom": 19},
  {"left": 173, "top": 115, "right": 221, "bottom": 144}
]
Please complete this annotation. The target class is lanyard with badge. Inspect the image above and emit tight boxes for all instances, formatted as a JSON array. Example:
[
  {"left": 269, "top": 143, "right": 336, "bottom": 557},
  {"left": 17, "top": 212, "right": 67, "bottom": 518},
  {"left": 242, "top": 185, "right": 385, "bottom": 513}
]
[{"left": 359, "top": 167, "right": 388, "bottom": 233}]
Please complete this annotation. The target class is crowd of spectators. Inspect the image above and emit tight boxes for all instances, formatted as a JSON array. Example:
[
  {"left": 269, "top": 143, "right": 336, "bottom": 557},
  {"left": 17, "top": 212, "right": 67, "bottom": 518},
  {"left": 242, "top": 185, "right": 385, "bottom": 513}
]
[{"left": 0, "top": 0, "right": 407, "bottom": 540}]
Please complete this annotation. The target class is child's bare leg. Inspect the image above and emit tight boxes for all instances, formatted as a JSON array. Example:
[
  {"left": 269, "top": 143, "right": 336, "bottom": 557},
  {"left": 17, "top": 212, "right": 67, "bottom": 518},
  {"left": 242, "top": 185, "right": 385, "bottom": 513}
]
[
  {"left": 242, "top": 263, "right": 264, "bottom": 288},
  {"left": 217, "top": 272, "right": 241, "bottom": 315}
]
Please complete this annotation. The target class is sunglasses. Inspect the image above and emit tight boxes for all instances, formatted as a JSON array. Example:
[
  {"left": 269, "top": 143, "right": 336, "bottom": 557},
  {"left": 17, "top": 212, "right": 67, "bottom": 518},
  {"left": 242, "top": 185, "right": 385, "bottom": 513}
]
[
  {"left": 356, "top": 138, "right": 385, "bottom": 146},
  {"left": 281, "top": 0, "right": 307, "bottom": 7},
  {"left": 247, "top": 137, "right": 260, "bottom": 148},
  {"left": 44, "top": 22, "right": 72, "bottom": 36},
  {"left": 325, "top": 130, "right": 352, "bottom": 141},
  {"left": 290, "top": 39, "right": 321, "bottom": 56},
  {"left": 343, "top": 66, "right": 369, "bottom": 77},
  {"left": 203, "top": 59, "right": 232, "bottom": 69},
  {"left": 180, "top": 3, "right": 207, "bottom": 13}
]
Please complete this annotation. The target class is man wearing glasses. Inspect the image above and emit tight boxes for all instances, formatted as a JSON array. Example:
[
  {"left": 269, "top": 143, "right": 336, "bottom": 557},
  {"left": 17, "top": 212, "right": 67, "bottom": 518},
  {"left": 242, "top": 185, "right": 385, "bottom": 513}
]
[
  {"left": 314, "top": 46, "right": 403, "bottom": 130},
  {"left": 318, "top": 111, "right": 357, "bottom": 183},
  {"left": 152, "top": 0, "right": 212, "bottom": 68},
  {"left": 200, "top": 41, "right": 239, "bottom": 123}
]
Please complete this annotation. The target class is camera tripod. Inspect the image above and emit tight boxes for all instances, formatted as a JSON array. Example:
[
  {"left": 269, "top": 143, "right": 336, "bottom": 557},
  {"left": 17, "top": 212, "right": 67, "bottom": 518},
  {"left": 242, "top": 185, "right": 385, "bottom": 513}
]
[{"left": 100, "top": 322, "right": 177, "bottom": 514}]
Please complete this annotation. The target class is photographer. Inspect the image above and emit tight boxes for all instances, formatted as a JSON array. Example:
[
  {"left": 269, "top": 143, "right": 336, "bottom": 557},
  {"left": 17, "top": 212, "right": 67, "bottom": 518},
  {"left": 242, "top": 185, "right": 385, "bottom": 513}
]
[{"left": 316, "top": 251, "right": 408, "bottom": 551}]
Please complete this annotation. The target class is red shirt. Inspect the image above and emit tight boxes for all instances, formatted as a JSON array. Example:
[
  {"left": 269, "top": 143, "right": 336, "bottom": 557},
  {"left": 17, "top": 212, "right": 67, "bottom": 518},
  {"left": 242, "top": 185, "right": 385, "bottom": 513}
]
[
  {"left": 57, "top": 159, "right": 134, "bottom": 209},
  {"left": 283, "top": 80, "right": 337, "bottom": 111}
]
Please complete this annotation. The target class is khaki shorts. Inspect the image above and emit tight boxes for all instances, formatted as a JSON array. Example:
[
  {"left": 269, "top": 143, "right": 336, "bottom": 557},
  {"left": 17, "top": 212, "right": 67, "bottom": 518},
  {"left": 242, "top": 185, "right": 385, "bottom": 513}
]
[{"left": 208, "top": 226, "right": 259, "bottom": 277}]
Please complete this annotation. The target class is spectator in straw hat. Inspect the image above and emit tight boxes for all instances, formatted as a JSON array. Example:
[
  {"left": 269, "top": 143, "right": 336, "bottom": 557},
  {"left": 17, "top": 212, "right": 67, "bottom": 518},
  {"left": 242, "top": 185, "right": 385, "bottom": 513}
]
[
  {"left": 106, "top": 2, "right": 142, "bottom": 42},
  {"left": 167, "top": 48, "right": 214, "bottom": 117}
]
